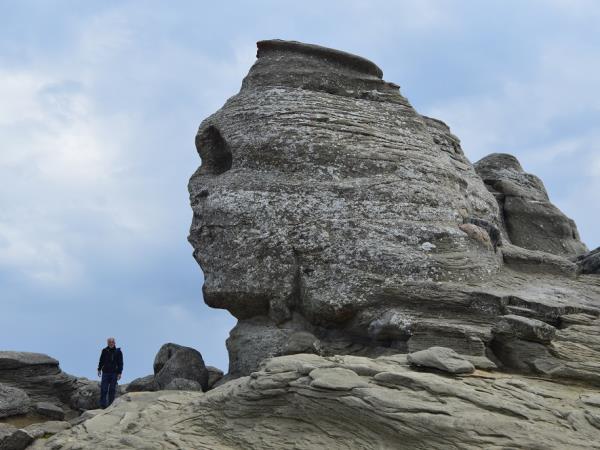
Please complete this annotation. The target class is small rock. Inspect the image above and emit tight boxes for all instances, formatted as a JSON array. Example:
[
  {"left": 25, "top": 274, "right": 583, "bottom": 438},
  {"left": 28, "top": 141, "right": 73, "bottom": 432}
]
[
  {"left": 407, "top": 347, "right": 475, "bottom": 374},
  {"left": 492, "top": 315, "right": 556, "bottom": 344},
  {"left": 206, "top": 367, "right": 224, "bottom": 390},
  {"left": 282, "top": 331, "right": 321, "bottom": 356},
  {"left": 0, "top": 424, "right": 17, "bottom": 445},
  {"left": 23, "top": 421, "right": 70, "bottom": 439},
  {"left": 126, "top": 375, "right": 157, "bottom": 393},
  {"left": 309, "top": 367, "right": 368, "bottom": 390},
  {"left": 0, "top": 429, "right": 33, "bottom": 450},
  {"left": 69, "top": 379, "right": 100, "bottom": 411},
  {"left": 34, "top": 402, "right": 65, "bottom": 420},
  {"left": 69, "top": 409, "right": 102, "bottom": 426},
  {"left": 164, "top": 378, "right": 203, "bottom": 391}
]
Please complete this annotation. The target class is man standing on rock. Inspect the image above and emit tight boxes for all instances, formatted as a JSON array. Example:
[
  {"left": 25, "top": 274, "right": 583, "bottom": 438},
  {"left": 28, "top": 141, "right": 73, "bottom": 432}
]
[{"left": 97, "top": 337, "right": 123, "bottom": 408}]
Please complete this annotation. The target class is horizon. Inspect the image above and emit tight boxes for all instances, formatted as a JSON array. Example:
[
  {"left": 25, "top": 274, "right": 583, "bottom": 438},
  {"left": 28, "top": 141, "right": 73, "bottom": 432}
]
[{"left": 1, "top": 0, "right": 599, "bottom": 383}]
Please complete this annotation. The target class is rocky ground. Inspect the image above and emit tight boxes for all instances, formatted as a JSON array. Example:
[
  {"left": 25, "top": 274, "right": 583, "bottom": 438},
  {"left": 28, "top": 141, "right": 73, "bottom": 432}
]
[{"left": 31, "top": 352, "right": 600, "bottom": 449}]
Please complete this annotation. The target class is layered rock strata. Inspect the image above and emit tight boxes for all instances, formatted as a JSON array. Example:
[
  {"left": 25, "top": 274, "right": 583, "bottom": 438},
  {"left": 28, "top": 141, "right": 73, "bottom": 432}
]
[
  {"left": 33, "top": 353, "right": 600, "bottom": 449},
  {"left": 0, "top": 352, "right": 101, "bottom": 418}
]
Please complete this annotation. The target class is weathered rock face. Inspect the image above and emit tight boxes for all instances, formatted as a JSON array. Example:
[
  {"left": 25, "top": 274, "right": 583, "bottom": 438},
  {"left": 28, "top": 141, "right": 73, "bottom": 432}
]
[
  {"left": 33, "top": 353, "right": 600, "bottom": 449},
  {"left": 474, "top": 153, "right": 587, "bottom": 257},
  {"left": 189, "top": 40, "right": 600, "bottom": 380}
]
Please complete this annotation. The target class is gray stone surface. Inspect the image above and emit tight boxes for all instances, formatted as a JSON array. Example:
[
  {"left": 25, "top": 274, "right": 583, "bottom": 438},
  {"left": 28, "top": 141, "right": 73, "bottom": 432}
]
[
  {"left": 188, "top": 39, "right": 600, "bottom": 382},
  {"left": 0, "top": 351, "right": 103, "bottom": 415},
  {"left": 0, "top": 424, "right": 17, "bottom": 446},
  {"left": 163, "top": 378, "right": 203, "bottom": 391},
  {"left": 492, "top": 314, "right": 557, "bottom": 344},
  {"left": 125, "top": 374, "right": 156, "bottom": 393},
  {"left": 31, "top": 353, "right": 600, "bottom": 449},
  {"left": 0, "top": 384, "right": 30, "bottom": 418},
  {"left": 124, "top": 343, "right": 210, "bottom": 393},
  {"left": 474, "top": 153, "right": 587, "bottom": 257},
  {"left": 34, "top": 402, "right": 65, "bottom": 421},
  {"left": 407, "top": 346, "right": 475, "bottom": 374},
  {"left": 575, "top": 247, "right": 600, "bottom": 274},
  {"left": 23, "top": 421, "right": 70, "bottom": 439},
  {"left": 206, "top": 366, "right": 224, "bottom": 390},
  {"left": 0, "top": 429, "right": 33, "bottom": 450}
]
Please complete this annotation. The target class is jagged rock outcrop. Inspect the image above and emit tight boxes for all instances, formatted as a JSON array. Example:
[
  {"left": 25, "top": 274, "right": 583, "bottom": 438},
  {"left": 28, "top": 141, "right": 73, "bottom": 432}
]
[
  {"left": 32, "top": 353, "right": 600, "bottom": 449},
  {"left": 0, "top": 352, "right": 101, "bottom": 418},
  {"left": 188, "top": 39, "right": 600, "bottom": 383},
  {"left": 474, "top": 153, "right": 587, "bottom": 257},
  {"left": 126, "top": 343, "right": 210, "bottom": 393}
]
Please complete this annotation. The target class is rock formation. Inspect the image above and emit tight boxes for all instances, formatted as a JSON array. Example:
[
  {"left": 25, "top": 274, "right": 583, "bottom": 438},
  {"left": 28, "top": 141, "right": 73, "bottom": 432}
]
[
  {"left": 0, "top": 352, "right": 101, "bottom": 416},
  {"left": 188, "top": 39, "right": 600, "bottom": 384},
  {"left": 474, "top": 152, "right": 587, "bottom": 257},
  {"left": 16, "top": 39, "right": 600, "bottom": 448},
  {"left": 0, "top": 352, "right": 104, "bottom": 449}
]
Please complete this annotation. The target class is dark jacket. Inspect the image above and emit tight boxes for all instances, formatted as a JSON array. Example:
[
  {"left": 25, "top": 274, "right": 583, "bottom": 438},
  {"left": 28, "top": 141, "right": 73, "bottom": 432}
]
[{"left": 98, "top": 346, "right": 123, "bottom": 374}]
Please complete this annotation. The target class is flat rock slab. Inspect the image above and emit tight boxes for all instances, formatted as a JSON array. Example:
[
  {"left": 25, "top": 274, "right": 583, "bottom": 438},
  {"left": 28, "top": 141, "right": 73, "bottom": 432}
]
[
  {"left": 34, "top": 402, "right": 64, "bottom": 421},
  {"left": 309, "top": 367, "right": 368, "bottom": 390},
  {"left": 493, "top": 314, "right": 556, "bottom": 343},
  {"left": 0, "top": 352, "right": 58, "bottom": 370},
  {"left": 407, "top": 347, "right": 475, "bottom": 374}
]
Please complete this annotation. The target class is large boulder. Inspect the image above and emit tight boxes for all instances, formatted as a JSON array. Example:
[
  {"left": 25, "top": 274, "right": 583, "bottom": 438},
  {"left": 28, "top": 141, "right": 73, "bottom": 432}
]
[
  {"left": 153, "top": 344, "right": 209, "bottom": 392},
  {"left": 126, "top": 344, "right": 211, "bottom": 393},
  {"left": 188, "top": 39, "right": 600, "bottom": 379}
]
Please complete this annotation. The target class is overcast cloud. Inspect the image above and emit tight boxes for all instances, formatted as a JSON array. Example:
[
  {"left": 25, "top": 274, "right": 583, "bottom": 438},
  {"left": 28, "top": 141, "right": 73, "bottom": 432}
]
[{"left": 1, "top": 0, "right": 598, "bottom": 381}]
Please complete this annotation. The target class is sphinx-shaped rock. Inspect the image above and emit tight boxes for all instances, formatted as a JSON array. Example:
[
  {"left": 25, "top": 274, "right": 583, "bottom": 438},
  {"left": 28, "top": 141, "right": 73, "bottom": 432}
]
[
  {"left": 189, "top": 40, "right": 600, "bottom": 382},
  {"left": 474, "top": 153, "right": 587, "bottom": 257},
  {"left": 189, "top": 39, "right": 508, "bottom": 375}
]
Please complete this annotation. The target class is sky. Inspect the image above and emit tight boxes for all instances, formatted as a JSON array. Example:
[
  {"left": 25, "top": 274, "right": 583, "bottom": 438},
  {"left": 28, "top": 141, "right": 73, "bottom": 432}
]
[{"left": 1, "top": 0, "right": 599, "bottom": 383}]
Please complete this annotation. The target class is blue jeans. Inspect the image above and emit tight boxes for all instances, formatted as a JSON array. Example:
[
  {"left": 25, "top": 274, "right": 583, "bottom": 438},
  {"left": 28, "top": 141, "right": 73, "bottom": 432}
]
[{"left": 100, "top": 372, "right": 118, "bottom": 408}]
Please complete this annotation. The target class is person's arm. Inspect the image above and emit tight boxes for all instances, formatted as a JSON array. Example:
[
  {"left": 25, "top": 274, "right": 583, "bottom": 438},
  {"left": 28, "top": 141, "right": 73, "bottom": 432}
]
[
  {"left": 116, "top": 349, "right": 123, "bottom": 380},
  {"left": 97, "top": 349, "right": 104, "bottom": 377}
]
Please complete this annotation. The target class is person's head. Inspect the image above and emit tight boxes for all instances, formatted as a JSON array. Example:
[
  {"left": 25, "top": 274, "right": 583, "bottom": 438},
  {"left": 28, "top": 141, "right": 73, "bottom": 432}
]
[{"left": 106, "top": 337, "right": 116, "bottom": 348}]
